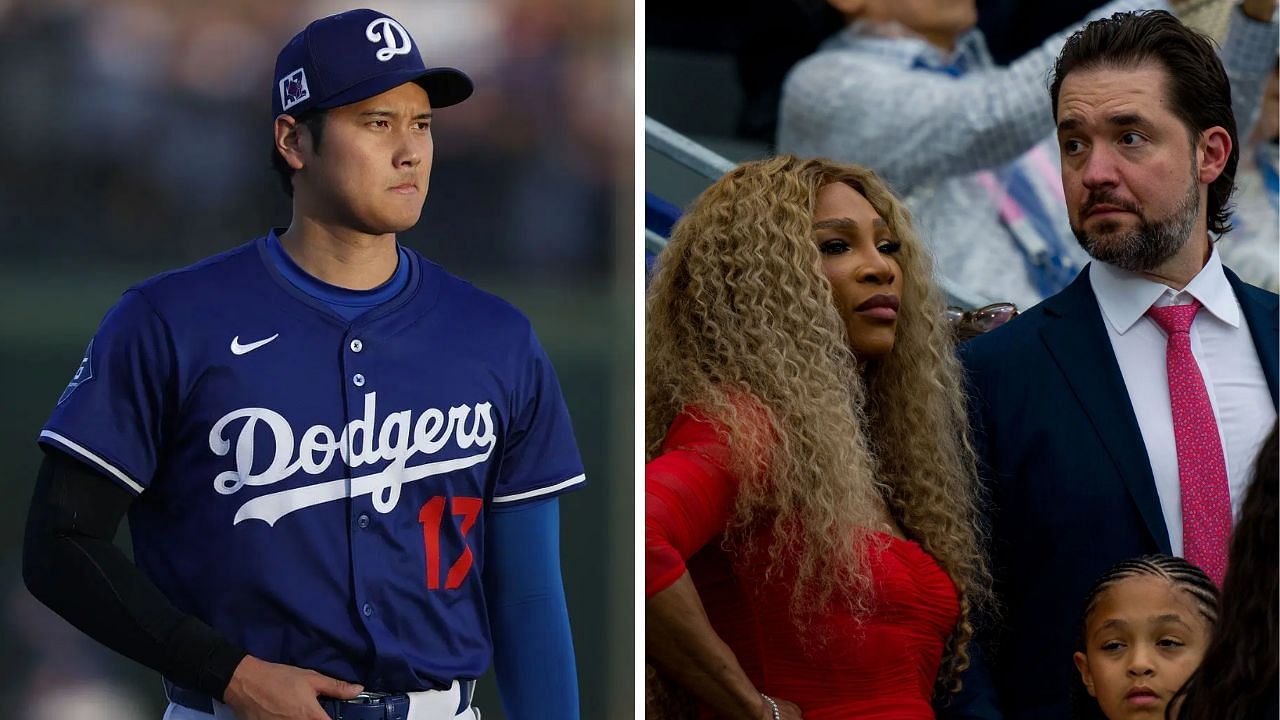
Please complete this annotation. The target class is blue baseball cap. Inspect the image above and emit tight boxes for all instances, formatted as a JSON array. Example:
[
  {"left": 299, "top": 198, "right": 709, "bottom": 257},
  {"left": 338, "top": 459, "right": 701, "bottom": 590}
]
[{"left": 272, "top": 8, "right": 473, "bottom": 118}]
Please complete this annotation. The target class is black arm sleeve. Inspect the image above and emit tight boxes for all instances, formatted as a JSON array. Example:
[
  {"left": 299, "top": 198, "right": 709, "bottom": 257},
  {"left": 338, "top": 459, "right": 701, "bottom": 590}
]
[{"left": 22, "top": 449, "right": 247, "bottom": 701}]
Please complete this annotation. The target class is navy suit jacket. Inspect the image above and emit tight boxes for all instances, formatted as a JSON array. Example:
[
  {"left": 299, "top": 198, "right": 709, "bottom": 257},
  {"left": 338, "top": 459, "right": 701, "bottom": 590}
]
[{"left": 946, "top": 264, "right": 1278, "bottom": 720}]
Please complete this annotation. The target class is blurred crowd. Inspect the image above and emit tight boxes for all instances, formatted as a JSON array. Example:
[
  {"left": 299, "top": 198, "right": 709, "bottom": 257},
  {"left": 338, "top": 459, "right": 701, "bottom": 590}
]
[
  {"left": 648, "top": 0, "right": 1278, "bottom": 306},
  {"left": 0, "top": 0, "right": 632, "bottom": 278}
]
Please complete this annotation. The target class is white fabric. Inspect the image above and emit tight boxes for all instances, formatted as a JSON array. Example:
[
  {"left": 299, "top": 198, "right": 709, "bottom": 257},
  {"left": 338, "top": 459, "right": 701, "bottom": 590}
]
[
  {"left": 1092, "top": 247, "right": 1276, "bottom": 555},
  {"left": 161, "top": 681, "right": 479, "bottom": 720},
  {"left": 162, "top": 703, "right": 202, "bottom": 720}
]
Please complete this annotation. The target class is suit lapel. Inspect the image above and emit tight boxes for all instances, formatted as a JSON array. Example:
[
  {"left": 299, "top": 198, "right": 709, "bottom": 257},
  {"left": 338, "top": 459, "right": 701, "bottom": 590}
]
[
  {"left": 1225, "top": 267, "right": 1279, "bottom": 407},
  {"left": 1038, "top": 267, "right": 1172, "bottom": 553}
]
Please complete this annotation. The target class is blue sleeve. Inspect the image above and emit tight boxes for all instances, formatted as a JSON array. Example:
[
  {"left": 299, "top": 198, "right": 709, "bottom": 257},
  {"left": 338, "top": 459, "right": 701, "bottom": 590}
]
[
  {"left": 491, "top": 329, "right": 586, "bottom": 504},
  {"left": 39, "top": 289, "right": 174, "bottom": 495},
  {"left": 483, "top": 497, "right": 579, "bottom": 720}
]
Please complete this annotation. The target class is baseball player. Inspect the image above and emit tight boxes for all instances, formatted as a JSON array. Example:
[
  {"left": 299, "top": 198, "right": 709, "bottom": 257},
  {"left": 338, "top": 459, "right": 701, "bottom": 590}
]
[{"left": 22, "top": 9, "right": 585, "bottom": 720}]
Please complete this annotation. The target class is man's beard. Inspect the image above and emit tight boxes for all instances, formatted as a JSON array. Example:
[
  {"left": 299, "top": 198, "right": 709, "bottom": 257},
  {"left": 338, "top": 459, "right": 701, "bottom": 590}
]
[{"left": 1070, "top": 173, "right": 1199, "bottom": 273}]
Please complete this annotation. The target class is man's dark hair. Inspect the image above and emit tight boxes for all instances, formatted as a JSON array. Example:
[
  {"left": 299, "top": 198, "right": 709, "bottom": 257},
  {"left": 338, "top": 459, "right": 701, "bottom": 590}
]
[
  {"left": 270, "top": 109, "right": 328, "bottom": 197},
  {"left": 1049, "top": 10, "right": 1238, "bottom": 236}
]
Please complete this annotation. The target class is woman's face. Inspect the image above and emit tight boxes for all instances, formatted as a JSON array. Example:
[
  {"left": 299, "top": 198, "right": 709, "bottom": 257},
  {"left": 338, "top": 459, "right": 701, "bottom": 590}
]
[
  {"left": 812, "top": 183, "right": 905, "bottom": 360},
  {"left": 1072, "top": 575, "right": 1211, "bottom": 720}
]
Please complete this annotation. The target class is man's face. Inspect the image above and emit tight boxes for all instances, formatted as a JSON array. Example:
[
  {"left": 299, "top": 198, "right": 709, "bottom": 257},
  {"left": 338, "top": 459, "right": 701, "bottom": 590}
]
[
  {"left": 1056, "top": 63, "right": 1207, "bottom": 273},
  {"left": 296, "top": 82, "right": 434, "bottom": 235}
]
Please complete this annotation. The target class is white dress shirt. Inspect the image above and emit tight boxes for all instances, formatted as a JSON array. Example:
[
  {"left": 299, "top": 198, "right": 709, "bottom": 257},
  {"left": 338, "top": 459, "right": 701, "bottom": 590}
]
[{"left": 1092, "top": 247, "right": 1276, "bottom": 555}]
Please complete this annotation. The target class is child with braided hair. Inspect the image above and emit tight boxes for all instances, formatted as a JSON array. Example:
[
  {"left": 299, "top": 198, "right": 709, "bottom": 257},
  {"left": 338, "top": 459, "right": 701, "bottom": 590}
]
[{"left": 1070, "top": 555, "right": 1219, "bottom": 720}]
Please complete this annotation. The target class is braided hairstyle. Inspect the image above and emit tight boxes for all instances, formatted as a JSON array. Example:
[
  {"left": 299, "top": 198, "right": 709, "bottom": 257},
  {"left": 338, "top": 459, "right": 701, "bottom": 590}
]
[{"left": 1071, "top": 554, "right": 1220, "bottom": 720}]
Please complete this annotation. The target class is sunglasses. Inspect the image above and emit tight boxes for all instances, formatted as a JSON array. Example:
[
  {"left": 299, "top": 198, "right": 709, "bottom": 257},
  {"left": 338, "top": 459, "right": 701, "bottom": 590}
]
[{"left": 945, "top": 303, "right": 1019, "bottom": 340}]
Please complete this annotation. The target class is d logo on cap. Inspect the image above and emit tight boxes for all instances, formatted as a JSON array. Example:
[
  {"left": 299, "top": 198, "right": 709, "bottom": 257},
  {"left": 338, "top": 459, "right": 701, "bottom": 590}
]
[
  {"left": 366, "top": 17, "right": 412, "bottom": 62},
  {"left": 271, "top": 9, "right": 474, "bottom": 118}
]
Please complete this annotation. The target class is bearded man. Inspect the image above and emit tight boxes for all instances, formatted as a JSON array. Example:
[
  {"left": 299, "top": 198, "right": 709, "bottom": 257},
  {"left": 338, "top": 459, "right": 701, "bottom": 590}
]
[{"left": 953, "top": 9, "right": 1278, "bottom": 720}]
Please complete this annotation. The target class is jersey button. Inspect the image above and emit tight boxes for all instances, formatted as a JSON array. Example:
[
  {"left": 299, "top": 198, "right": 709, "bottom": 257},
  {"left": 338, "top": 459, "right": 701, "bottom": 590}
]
[
  {"left": 350, "top": 339, "right": 363, "bottom": 353},
  {"left": 353, "top": 373, "right": 365, "bottom": 387},
  {"left": 358, "top": 514, "right": 370, "bottom": 529},
  {"left": 362, "top": 603, "right": 373, "bottom": 617}
]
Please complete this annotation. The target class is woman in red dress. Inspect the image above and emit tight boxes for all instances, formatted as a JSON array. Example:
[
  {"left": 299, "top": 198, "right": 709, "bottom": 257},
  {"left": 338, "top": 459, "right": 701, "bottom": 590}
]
[{"left": 646, "top": 156, "right": 991, "bottom": 720}]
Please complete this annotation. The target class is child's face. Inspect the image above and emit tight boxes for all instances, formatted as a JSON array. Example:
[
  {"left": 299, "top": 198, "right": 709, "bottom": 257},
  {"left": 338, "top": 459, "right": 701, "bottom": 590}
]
[{"left": 1073, "top": 575, "right": 1211, "bottom": 719}]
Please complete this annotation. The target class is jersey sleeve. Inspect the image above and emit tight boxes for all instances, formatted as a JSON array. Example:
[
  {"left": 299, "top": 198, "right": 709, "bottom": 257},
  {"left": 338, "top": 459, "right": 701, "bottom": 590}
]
[
  {"left": 490, "top": 329, "right": 586, "bottom": 505},
  {"left": 645, "top": 410, "right": 740, "bottom": 598},
  {"left": 483, "top": 498, "right": 579, "bottom": 718},
  {"left": 38, "top": 290, "right": 174, "bottom": 495}
]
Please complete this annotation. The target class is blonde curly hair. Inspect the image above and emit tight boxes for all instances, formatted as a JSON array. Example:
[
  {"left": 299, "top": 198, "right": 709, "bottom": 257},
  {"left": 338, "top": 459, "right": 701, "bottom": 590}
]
[{"left": 646, "top": 155, "right": 991, "bottom": 690}]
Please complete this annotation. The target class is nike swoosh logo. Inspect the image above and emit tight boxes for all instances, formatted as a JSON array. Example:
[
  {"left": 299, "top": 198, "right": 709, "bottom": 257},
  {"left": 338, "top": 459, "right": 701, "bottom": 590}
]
[{"left": 230, "top": 334, "right": 279, "bottom": 355}]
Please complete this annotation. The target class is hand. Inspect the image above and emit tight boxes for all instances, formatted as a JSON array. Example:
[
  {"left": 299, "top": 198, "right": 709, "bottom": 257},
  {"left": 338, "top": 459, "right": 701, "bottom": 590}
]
[
  {"left": 223, "top": 655, "right": 364, "bottom": 720},
  {"left": 757, "top": 695, "right": 804, "bottom": 720},
  {"left": 1240, "top": 0, "right": 1277, "bottom": 23}
]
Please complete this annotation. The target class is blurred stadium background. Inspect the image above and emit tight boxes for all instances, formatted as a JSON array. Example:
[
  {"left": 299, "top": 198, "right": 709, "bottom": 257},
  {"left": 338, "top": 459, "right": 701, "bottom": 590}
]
[{"left": 0, "top": 0, "right": 633, "bottom": 718}]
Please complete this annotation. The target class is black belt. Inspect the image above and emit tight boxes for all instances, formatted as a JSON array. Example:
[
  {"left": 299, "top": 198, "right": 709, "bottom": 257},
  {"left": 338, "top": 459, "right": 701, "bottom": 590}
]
[{"left": 165, "top": 679, "right": 474, "bottom": 718}]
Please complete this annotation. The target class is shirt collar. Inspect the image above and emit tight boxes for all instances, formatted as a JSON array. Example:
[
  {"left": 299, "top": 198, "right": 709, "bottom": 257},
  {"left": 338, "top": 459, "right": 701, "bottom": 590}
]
[
  {"left": 1091, "top": 245, "right": 1240, "bottom": 334},
  {"left": 828, "top": 22, "right": 990, "bottom": 72}
]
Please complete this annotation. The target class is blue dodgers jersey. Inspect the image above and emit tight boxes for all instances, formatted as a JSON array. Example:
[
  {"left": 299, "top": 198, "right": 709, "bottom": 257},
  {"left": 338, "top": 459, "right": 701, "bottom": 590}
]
[{"left": 39, "top": 236, "right": 586, "bottom": 691}]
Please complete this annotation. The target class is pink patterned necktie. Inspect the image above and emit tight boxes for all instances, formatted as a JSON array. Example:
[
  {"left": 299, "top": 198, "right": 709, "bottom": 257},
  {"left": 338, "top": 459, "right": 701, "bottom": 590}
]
[{"left": 1146, "top": 300, "right": 1230, "bottom": 586}]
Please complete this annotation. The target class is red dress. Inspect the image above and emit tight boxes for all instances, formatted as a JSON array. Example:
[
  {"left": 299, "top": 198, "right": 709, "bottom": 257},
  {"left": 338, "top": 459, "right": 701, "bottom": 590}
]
[{"left": 646, "top": 410, "right": 960, "bottom": 720}]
